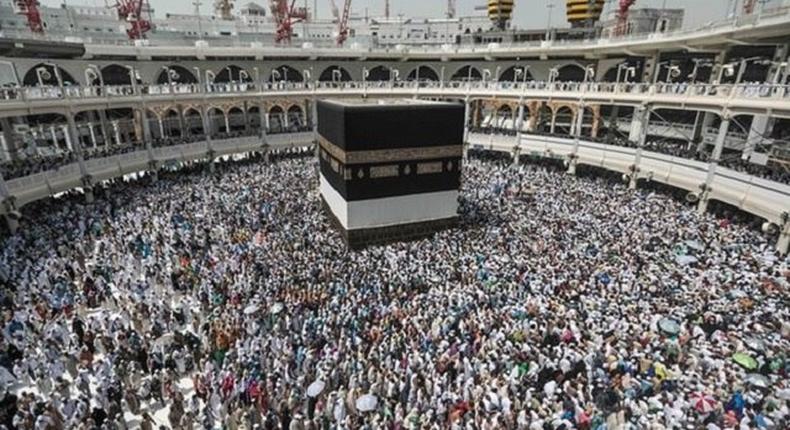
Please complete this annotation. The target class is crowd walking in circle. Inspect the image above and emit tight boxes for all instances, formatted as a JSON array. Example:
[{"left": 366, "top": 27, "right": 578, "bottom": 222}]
[{"left": 0, "top": 154, "right": 788, "bottom": 429}]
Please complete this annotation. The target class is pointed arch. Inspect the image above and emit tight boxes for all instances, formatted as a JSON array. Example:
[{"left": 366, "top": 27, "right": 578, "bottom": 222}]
[
  {"left": 406, "top": 66, "right": 439, "bottom": 82},
  {"left": 22, "top": 64, "right": 78, "bottom": 87},
  {"left": 556, "top": 64, "right": 585, "bottom": 82},
  {"left": 499, "top": 66, "right": 534, "bottom": 82},
  {"left": 366, "top": 65, "right": 392, "bottom": 81},
  {"left": 156, "top": 65, "right": 198, "bottom": 85},
  {"left": 214, "top": 65, "right": 254, "bottom": 83},
  {"left": 268, "top": 66, "right": 303, "bottom": 83},
  {"left": 318, "top": 66, "right": 352, "bottom": 82},
  {"left": 450, "top": 65, "right": 483, "bottom": 81}
]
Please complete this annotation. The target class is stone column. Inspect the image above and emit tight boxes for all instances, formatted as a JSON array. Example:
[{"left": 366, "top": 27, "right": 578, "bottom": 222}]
[
  {"left": 0, "top": 173, "right": 17, "bottom": 234},
  {"left": 513, "top": 103, "right": 524, "bottom": 166},
  {"left": 778, "top": 219, "right": 790, "bottom": 255},
  {"left": 200, "top": 105, "right": 215, "bottom": 172},
  {"left": 743, "top": 115, "right": 772, "bottom": 160},
  {"left": 113, "top": 122, "right": 122, "bottom": 146},
  {"left": 62, "top": 125, "right": 73, "bottom": 151},
  {"left": 550, "top": 110, "right": 557, "bottom": 135},
  {"left": 0, "top": 118, "right": 13, "bottom": 162},
  {"left": 698, "top": 114, "right": 730, "bottom": 214},
  {"left": 463, "top": 98, "right": 471, "bottom": 160},
  {"left": 258, "top": 104, "right": 268, "bottom": 141},
  {"left": 605, "top": 105, "right": 620, "bottom": 143},
  {"left": 157, "top": 118, "right": 165, "bottom": 139},
  {"left": 88, "top": 123, "right": 98, "bottom": 149},
  {"left": 629, "top": 105, "right": 650, "bottom": 190},
  {"left": 50, "top": 126, "right": 59, "bottom": 150},
  {"left": 243, "top": 103, "right": 251, "bottom": 134},
  {"left": 97, "top": 110, "right": 111, "bottom": 146},
  {"left": 568, "top": 103, "right": 585, "bottom": 175},
  {"left": 67, "top": 113, "right": 93, "bottom": 204}
]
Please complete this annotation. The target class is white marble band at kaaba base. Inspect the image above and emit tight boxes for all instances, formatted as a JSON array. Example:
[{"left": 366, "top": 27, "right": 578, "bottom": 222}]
[{"left": 319, "top": 174, "right": 458, "bottom": 231}]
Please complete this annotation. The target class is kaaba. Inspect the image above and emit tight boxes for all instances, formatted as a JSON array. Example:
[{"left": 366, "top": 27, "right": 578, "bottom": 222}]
[{"left": 317, "top": 99, "right": 465, "bottom": 248}]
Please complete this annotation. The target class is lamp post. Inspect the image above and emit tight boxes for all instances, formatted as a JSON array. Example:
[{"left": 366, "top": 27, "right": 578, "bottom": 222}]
[
  {"left": 735, "top": 57, "right": 771, "bottom": 84},
  {"left": 653, "top": 61, "right": 668, "bottom": 84},
  {"left": 772, "top": 61, "right": 788, "bottom": 84},
  {"left": 35, "top": 67, "right": 49, "bottom": 87},
  {"left": 205, "top": 70, "right": 216, "bottom": 87},
  {"left": 521, "top": 65, "right": 531, "bottom": 85},
  {"left": 43, "top": 63, "right": 64, "bottom": 89},
  {"left": 86, "top": 64, "right": 104, "bottom": 92},
  {"left": 666, "top": 65, "right": 681, "bottom": 84},
  {"left": 192, "top": 67, "right": 203, "bottom": 93},
  {"left": 271, "top": 69, "right": 281, "bottom": 87},
  {"left": 161, "top": 66, "right": 177, "bottom": 94},
  {"left": 616, "top": 63, "right": 628, "bottom": 84},
  {"left": 688, "top": 59, "right": 713, "bottom": 83},
  {"left": 548, "top": 67, "right": 559, "bottom": 84},
  {"left": 583, "top": 65, "right": 595, "bottom": 84},
  {"left": 123, "top": 65, "right": 138, "bottom": 95}
]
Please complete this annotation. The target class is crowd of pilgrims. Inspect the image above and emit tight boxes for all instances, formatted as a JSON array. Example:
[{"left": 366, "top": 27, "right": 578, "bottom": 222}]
[{"left": 0, "top": 152, "right": 788, "bottom": 430}]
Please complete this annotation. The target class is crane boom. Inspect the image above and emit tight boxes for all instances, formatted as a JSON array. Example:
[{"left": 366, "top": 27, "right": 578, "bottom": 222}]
[
  {"left": 107, "top": 0, "right": 153, "bottom": 40},
  {"left": 13, "top": 1, "right": 44, "bottom": 34},
  {"left": 336, "top": 0, "right": 351, "bottom": 45},
  {"left": 613, "top": 0, "right": 635, "bottom": 37},
  {"left": 270, "top": 0, "right": 308, "bottom": 43}
]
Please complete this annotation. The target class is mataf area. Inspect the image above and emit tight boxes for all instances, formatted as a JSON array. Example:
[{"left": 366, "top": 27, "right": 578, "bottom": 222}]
[{"left": 0, "top": 155, "right": 787, "bottom": 429}]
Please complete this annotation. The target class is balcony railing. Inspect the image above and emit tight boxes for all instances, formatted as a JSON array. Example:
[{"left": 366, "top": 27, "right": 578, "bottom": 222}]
[{"left": 2, "top": 80, "right": 789, "bottom": 104}]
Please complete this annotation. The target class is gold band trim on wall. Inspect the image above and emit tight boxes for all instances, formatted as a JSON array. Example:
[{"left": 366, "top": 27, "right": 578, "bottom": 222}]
[{"left": 318, "top": 135, "right": 462, "bottom": 165}]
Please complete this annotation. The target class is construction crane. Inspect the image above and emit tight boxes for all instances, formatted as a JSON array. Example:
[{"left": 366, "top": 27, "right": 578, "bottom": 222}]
[
  {"left": 13, "top": 1, "right": 44, "bottom": 34},
  {"left": 742, "top": 0, "right": 758, "bottom": 15},
  {"left": 270, "top": 0, "right": 308, "bottom": 43},
  {"left": 613, "top": 0, "right": 635, "bottom": 36},
  {"left": 215, "top": 0, "right": 234, "bottom": 20},
  {"left": 447, "top": 0, "right": 456, "bottom": 19},
  {"left": 487, "top": 0, "right": 514, "bottom": 31},
  {"left": 336, "top": 0, "right": 352, "bottom": 45},
  {"left": 107, "top": 0, "right": 153, "bottom": 40}
]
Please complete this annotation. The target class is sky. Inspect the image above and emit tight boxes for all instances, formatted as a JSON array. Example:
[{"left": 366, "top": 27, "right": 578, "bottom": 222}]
[{"left": 41, "top": 1, "right": 774, "bottom": 30}]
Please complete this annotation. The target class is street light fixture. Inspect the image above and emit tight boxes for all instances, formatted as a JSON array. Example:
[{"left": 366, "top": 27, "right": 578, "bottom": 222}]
[
  {"left": 616, "top": 62, "right": 636, "bottom": 83},
  {"left": 35, "top": 67, "right": 51, "bottom": 87},
  {"left": 583, "top": 65, "right": 596, "bottom": 84},
  {"left": 122, "top": 65, "right": 138, "bottom": 95},
  {"left": 548, "top": 67, "right": 559, "bottom": 84},
  {"left": 688, "top": 59, "right": 713, "bottom": 83},
  {"left": 666, "top": 65, "right": 681, "bottom": 83},
  {"left": 771, "top": 61, "right": 787, "bottom": 84},
  {"left": 85, "top": 64, "right": 104, "bottom": 88}
]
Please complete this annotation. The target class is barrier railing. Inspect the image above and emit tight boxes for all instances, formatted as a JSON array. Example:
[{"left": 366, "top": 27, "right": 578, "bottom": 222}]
[
  {"left": 2, "top": 133, "right": 316, "bottom": 209},
  {"left": 2, "top": 81, "right": 789, "bottom": 104},
  {"left": 468, "top": 131, "right": 790, "bottom": 223}
]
